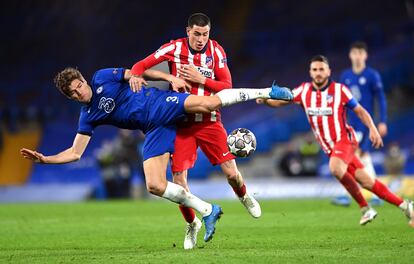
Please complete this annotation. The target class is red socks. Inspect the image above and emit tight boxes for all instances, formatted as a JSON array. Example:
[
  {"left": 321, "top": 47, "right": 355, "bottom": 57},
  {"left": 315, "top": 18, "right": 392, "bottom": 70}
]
[
  {"left": 179, "top": 205, "right": 195, "bottom": 223},
  {"left": 339, "top": 172, "right": 368, "bottom": 208},
  {"left": 232, "top": 184, "right": 247, "bottom": 198},
  {"left": 371, "top": 179, "right": 403, "bottom": 206}
]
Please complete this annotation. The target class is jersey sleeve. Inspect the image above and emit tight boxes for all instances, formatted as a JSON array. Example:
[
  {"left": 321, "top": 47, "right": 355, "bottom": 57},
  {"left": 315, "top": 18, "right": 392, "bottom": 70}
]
[
  {"left": 92, "top": 68, "right": 126, "bottom": 85},
  {"left": 342, "top": 85, "right": 358, "bottom": 110},
  {"left": 292, "top": 84, "right": 304, "bottom": 105},
  {"left": 130, "top": 42, "right": 174, "bottom": 76},
  {"left": 371, "top": 70, "right": 387, "bottom": 123},
  {"left": 204, "top": 42, "right": 232, "bottom": 93},
  {"left": 77, "top": 109, "right": 94, "bottom": 136}
]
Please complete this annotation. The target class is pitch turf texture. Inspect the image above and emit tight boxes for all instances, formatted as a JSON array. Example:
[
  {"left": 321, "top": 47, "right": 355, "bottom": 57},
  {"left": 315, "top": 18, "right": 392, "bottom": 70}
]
[{"left": 1, "top": 199, "right": 413, "bottom": 263}]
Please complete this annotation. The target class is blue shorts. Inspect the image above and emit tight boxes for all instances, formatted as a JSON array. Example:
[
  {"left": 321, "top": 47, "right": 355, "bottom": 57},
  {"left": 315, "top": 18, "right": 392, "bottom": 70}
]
[{"left": 141, "top": 88, "right": 190, "bottom": 160}]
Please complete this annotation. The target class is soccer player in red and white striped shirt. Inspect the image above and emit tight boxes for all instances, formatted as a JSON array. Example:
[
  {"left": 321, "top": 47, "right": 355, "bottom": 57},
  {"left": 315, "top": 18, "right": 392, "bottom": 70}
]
[
  {"left": 129, "top": 13, "right": 261, "bottom": 249},
  {"left": 257, "top": 55, "right": 413, "bottom": 227}
]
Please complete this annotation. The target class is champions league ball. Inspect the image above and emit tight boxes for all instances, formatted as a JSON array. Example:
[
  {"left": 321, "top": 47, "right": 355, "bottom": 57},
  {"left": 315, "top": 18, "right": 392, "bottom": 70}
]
[{"left": 227, "top": 128, "right": 257, "bottom": 158}]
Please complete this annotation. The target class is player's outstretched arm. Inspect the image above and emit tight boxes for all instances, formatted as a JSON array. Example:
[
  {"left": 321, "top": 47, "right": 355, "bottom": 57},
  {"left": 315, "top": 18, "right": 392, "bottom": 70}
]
[
  {"left": 142, "top": 69, "right": 191, "bottom": 92},
  {"left": 352, "top": 105, "right": 383, "bottom": 149},
  {"left": 20, "top": 133, "right": 91, "bottom": 164}
]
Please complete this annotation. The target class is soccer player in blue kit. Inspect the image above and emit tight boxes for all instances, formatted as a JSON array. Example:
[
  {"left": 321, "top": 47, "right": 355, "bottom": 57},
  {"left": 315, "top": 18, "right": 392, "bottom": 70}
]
[
  {"left": 20, "top": 66, "right": 292, "bottom": 243},
  {"left": 332, "top": 41, "right": 388, "bottom": 206}
]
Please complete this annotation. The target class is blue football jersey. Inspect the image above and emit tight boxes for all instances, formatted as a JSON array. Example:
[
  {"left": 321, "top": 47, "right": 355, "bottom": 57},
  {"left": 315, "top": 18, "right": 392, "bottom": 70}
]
[
  {"left": 76, "top": 68, "right": 190, "bottom": 160},
  {"left": 77, "top": 68, "right": 147, "bottom": 135},
  {"left": 340, "top": 66, "right": 387, "bottom": 131}
]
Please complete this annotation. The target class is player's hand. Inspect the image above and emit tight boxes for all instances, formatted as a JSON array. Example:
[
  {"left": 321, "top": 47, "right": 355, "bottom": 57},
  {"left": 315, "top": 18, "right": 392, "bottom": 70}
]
[
  {"left": 377, "top": 122, "right": 387, "bottom": 137},
  {"left": 369, "top": 129, "right": 383, "bottom": 149},
  {"left": 20, "top": 148, "right": 47, "bottom": 163},
  {"left": 168, "top": 76, "right": 192, "bottom": 93},
  {"left": 129, "top": 75, "right": 148, "bottom": 92},
  {"left": 177, "top": 65, "right": 205, "bottom": 84}
]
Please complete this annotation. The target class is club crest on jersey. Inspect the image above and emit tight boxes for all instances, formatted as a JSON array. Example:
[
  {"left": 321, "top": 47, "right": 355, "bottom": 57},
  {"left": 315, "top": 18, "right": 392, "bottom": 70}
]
[
  {"left": 359, "top": 77, "right": 367, "bottom": 85},
  {"left": 326, "top": 94, "right": 333, "bottom": 104},
  {"left": 205, "top": 56, "right": 213, "bottom": 67},
  {"left": 96, "top": 86, "right": 103, "bottom": 94},
  {"left": 98, "top": 97, "right": 115, "bottom": 113},
  {"left": 307, "top": 107, "right": 333, "bottom": 116}
]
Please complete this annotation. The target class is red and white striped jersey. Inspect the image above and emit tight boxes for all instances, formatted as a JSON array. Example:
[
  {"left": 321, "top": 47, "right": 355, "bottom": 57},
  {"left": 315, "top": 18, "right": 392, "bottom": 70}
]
[
  {"left": 131, "top": 37, "right": 232, "bottom": 123},
  {"left": 292, "top": 81, "right": 359, "bottom": 154}
]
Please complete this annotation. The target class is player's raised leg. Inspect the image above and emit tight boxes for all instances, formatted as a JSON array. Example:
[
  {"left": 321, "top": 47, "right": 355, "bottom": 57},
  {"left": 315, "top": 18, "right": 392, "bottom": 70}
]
[
  {"left": 143, "top": 153, "right": 223, "bottom": 241},
  {"left": 183, "top": 85, "right": 293, "bottom": 114}
]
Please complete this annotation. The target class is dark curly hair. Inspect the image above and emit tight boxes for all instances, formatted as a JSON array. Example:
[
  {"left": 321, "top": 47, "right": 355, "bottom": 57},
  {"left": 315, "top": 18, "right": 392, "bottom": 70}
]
[{"left": 54, "top": 67, "right": 83, "bottom": 98}]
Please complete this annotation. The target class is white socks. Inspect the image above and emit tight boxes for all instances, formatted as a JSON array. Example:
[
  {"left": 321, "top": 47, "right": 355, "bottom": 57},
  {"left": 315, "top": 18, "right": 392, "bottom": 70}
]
[
  {"left": 361, "top": 153, "right": 377, "bottom": 179},
  {"left": 162, "top": 182, "right": 212, "bottom": 216},
  {"left": 216, "top": 88, "right": 271, "bottom": 107}
]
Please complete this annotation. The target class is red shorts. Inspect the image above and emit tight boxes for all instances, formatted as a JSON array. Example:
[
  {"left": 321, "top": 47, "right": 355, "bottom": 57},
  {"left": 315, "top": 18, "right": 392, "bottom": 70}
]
[
  {"left": 171, "top": 122, "right": 235, "bottom": 173},
  {"left": 329, "top": 140, "right": 364, "bottom": 172}
]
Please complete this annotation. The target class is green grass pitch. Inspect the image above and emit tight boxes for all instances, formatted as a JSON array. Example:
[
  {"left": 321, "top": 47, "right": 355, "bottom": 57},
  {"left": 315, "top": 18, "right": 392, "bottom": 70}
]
[{"left": 0, "top": 199, "right": 413, "bottom": 263}]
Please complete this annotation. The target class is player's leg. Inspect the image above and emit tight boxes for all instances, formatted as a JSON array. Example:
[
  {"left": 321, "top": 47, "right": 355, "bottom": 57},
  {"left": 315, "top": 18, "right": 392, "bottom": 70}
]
[
  {"left": 171, "top": 130, "right": 202, "bottom": 249},
  {"left": 219, "top": 159, "right": 261, "bottom": 218},
  {"left": 353, "top": 161, "right": 414, "bottom": 226},
  {"left": 194, "top": 122, "right": 261, "bottom": 217},
  {"left": 142, "top": 121, "right": 222, "bottom": 242},
  {"left": 171, "top": 130, "right": 198, "bottom": 225},
  {"left": 183, "top": 85, "right": 292, "bottom": 113},
  {"left": 329, "top": 156, "right": 369, "bottom": 209},
  {"left": 172, "top": 169, "right": 202, "bottom": 249},
  {"left": 329, "top": 156, "right": 377, "bottom": 225},
  {"left": 143, "top": 153, "right": 222, "bottom": 240}
]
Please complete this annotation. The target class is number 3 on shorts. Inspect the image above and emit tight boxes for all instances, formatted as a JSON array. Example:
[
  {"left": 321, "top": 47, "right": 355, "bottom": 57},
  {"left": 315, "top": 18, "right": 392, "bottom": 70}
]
[{"left": 166, "top": 96, "right": 179, "bottom": 104}]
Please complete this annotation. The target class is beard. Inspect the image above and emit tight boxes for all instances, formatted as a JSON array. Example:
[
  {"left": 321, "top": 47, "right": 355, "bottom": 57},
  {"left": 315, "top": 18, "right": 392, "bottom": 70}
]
[{"left": 312, "top": 76, "right": 329, "bottom": 87}]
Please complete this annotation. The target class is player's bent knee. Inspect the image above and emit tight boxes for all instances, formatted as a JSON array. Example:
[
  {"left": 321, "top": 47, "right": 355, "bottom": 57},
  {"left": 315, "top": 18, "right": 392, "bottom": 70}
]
[
  {"left": 329, "top": 165, "right": 345, "bottom": 179},
  {"left": 146, "top": 182, "right": 166, "bottom": 196}
]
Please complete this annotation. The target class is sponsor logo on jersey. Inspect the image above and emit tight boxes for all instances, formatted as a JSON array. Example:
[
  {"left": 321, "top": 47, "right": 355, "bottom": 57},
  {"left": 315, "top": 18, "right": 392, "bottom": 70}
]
[
  {"left": 196, "top": 66, "right": 213, "bottom": 78},
  {"left": 359, "top": 76, "right": 366, "bottom": 85},
  {"left": 113, "top": 68, "right": 118, "bottom": 75},
  {"left": 98, "top": 97, "right": 115, "bottom": 113},
  {"left": 307, "top": 107, "right": 333, "bottom": 116}
]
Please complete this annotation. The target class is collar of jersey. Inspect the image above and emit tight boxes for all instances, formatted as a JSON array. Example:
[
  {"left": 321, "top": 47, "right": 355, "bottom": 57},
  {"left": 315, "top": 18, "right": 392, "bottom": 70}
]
[
  {"left": 312, "top": 79, "right": 332, "bottom": 92},
  {"left": 187, "top": 38, "right": 208, "bottom": 54}
]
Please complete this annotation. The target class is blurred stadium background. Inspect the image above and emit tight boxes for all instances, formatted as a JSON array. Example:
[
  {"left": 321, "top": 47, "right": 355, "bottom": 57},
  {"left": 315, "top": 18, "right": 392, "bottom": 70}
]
[{"left": 1, "top": 0, "right": 414, "bottom": 202}]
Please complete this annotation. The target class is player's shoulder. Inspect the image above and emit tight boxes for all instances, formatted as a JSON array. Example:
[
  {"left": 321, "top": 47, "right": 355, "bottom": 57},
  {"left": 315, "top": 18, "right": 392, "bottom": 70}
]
[
  {"left": 340, "top": 68, "right": 353, "bottom": 77},
  {"left": 168, "top": 37, "right": 186, "bottom": 45},
  {"left": 210, "top": 39, "right": 226, "bottom": 51},
  {"left": 292, "top": 82, "right": 310, "bottom": 94},
  {"left": 365, "top": 66, "right": 381, "bottom": 77}
]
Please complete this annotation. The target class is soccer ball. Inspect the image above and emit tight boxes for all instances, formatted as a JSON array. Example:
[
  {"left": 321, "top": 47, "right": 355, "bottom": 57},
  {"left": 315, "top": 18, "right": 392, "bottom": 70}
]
[{"left": 227, "top": 128, "right": 257, "bottom": 158}]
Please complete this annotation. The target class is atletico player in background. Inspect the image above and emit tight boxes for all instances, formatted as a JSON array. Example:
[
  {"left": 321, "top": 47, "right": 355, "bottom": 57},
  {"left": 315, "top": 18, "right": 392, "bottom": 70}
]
[
  {"left": 332, "top": 41, "right": 388, "bottom": 206},
  {"left": 257, "top": 55, "right": 413, "bottom": 227},
  {"left": 129, "top": 13, "right": 261, "bottom": 249}
]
